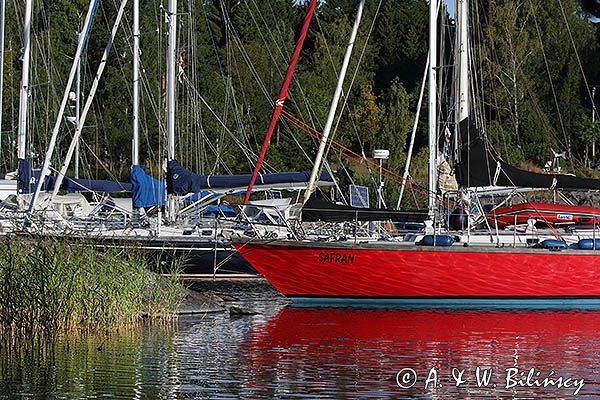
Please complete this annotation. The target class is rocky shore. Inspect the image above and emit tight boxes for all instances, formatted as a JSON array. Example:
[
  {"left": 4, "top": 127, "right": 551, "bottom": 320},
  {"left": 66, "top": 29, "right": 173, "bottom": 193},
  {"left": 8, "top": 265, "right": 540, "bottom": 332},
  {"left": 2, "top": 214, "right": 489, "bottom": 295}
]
[{"left": 177, "top": 278, "right": 288, "bottom": 316}]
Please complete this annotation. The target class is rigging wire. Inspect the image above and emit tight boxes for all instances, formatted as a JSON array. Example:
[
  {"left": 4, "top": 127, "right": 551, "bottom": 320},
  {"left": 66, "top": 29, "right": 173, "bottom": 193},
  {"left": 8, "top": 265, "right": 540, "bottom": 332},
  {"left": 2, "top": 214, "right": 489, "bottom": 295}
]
[
  {"left": 179, "top": 71, "right": 267, "bottom": 174},
  {"left": 558, "top": 0, "right": 599, "bottom": 122},
  {"left": 245, "top": 0, "right": 324, "bottom": 134},
  {"left": 336, "top": 0, "right": 385, "bottom": 197},
  {"left": 225, "top": 0, "right": 338, "bottom": 182},
  {"left": 200, "top": 0, "right": 246, "bottom": 164},
  {"left": 215, "top": 2, "right": 328, "bottom": 179},
  {"left": 529, "top": 0, "right": 570, "bottom": 159},
  {"left": 316, "top": 0, "right": 385, "bottom": 204}
]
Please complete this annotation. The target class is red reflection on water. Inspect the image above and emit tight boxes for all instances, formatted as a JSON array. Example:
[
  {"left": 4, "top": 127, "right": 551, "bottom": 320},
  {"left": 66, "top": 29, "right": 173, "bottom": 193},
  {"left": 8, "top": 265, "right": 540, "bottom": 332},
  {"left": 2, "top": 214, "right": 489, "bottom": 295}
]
[{"left": 239, "top": 308, "right": 600, "bottom": 398}]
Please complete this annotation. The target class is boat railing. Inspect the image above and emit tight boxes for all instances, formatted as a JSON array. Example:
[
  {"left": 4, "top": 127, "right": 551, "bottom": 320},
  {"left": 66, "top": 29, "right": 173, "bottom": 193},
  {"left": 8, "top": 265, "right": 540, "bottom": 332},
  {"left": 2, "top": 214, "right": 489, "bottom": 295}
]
[
  {"left": 232, "top": 202, "right": 300, "bottom": 240},
  {"left": 441, "top": 189, "right": 600, "bottom": 248},
  {"left": 294, "top": 206, "right": 430, "bottom": 242}
]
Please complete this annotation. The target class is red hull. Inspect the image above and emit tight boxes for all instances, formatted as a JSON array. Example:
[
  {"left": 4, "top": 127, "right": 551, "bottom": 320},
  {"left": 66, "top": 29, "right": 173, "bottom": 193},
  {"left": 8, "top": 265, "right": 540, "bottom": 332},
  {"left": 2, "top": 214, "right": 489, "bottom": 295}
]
[
  {"left": 488, "top": 201, "right": 600, "bottom": 227},
  {"left": 233, "top": 241, "right": 600, "bottom": 300}
]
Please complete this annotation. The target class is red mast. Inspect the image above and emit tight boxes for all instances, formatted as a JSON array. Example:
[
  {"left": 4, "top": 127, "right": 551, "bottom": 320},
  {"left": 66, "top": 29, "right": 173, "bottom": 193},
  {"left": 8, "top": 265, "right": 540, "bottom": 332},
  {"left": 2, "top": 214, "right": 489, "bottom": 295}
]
[{"left": 243, "top": 0, "right": 318, "bottom": 204}]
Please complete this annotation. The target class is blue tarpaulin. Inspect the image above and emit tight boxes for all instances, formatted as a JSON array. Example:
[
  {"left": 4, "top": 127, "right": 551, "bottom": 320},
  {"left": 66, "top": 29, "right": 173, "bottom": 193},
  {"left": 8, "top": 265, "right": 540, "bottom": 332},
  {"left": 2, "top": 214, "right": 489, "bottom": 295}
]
[
  {"left": 130, "top": 165, "right": 165, "bottom": 208},
  {"left": 167, "top": 160, "right": 333, "bottom": 195}
]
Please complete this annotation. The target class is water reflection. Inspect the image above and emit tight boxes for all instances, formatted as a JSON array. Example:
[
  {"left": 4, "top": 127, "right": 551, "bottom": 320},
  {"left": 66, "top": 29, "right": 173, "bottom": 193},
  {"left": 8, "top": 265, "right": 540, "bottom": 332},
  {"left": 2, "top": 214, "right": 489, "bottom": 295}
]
[
  {"left": 0, "top": 327, "right": 177, "bottom": 399},
  {"left": 240, "top": 308, "right": 600, "bottom": 398},
  {"left": 3, "top": 302, "right": 600, "bottom": 398}
]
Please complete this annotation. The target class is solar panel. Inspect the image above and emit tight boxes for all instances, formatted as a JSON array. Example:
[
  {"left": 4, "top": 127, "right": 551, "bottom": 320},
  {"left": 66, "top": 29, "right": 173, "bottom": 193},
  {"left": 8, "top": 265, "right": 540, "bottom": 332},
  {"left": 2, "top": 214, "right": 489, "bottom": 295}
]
[{"left": 349, "top": 185, "right": 369, "bottom": 208}]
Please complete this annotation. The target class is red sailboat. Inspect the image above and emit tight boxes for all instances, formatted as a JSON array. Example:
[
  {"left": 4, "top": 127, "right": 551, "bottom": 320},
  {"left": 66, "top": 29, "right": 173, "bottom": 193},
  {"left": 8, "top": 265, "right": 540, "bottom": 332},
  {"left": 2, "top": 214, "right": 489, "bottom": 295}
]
[
  {"left": 234, "top": 0, "right": 600, "bottom": 306},
  {"left": 233, "top": 239, "right": 600, "bottom": 305}
]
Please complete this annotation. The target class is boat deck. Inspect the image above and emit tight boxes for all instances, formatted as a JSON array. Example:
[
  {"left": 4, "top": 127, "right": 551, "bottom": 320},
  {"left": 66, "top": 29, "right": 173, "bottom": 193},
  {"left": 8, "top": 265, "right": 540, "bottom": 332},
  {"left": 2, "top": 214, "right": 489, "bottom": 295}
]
[{"left": 235, "top": 237, "right": 600, "bottom": 255}]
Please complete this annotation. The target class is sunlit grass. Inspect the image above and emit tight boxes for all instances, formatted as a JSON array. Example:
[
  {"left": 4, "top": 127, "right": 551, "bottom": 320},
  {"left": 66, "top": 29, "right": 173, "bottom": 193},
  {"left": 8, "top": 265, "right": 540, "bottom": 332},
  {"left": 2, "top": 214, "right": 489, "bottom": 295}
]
[{"left": 0, "top": 235, "right": 185, "bottom": 337}]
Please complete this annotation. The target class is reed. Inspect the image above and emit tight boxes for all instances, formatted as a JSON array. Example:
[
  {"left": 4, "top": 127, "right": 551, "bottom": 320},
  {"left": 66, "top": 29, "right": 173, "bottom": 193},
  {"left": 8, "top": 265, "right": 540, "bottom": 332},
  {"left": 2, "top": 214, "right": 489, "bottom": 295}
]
[{"left": 0, "top": 235, "right": 185, "bottom": 337}]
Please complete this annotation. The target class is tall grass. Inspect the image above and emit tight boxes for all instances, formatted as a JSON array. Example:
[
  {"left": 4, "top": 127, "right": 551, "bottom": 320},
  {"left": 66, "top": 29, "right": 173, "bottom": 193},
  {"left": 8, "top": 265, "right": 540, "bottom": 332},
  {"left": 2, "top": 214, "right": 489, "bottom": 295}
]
[{"left": 0, "top": 235, "right": 185, "bottom": 337}]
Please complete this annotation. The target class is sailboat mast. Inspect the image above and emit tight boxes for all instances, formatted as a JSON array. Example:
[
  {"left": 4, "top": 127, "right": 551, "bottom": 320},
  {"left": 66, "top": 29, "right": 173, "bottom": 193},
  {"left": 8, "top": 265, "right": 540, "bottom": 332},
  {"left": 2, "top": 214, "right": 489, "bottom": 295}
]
[
  {"left": 0, "top": 0, "right": 5, "bottom": 153},
  {"left": 28, "top": 0, "right": 99, "bottom": 211},
  {"left": 50, "top": 0, "right": 129, "bottom": 199},
  {"left": 166, "top": 0, "right": 176, "bottom": 220},
  {"left": 397, "top": 56, "right": 429, "bottom": 209},
  {"left": 132, "top": 0, "right": 140, "bottom": 166},
  {"left": 74, "top": 32, "right": 82, "bottom": 179},
  {"left": 17, "top": 0, "right": 33, "bottom": 160},
  {"left": 243, "top": 0, "right": 317, "bottom": 205},
  {"left": 428, "top": 0, "right": 439, "bottom": 216},
  {"left": 456, "top": 0, "right": 469, "bottom": 125},
  {"left": 303, "top": 0, "right": 365, "bottom": 204}
]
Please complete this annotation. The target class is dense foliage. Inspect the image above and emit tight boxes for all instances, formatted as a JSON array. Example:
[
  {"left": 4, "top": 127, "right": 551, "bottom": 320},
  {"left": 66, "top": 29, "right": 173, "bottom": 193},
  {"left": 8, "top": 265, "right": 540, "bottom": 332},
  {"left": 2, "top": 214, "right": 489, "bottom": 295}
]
[{"left": 0, "top": 0, "right": 599, "bottom": 208}]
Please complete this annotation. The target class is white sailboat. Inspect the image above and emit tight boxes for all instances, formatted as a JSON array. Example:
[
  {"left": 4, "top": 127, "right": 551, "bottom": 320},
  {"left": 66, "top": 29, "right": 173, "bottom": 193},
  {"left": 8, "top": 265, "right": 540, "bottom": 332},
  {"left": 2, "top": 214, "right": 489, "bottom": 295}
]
[{"left": 0, "top": 0, "right": 334, "bottom": 275}]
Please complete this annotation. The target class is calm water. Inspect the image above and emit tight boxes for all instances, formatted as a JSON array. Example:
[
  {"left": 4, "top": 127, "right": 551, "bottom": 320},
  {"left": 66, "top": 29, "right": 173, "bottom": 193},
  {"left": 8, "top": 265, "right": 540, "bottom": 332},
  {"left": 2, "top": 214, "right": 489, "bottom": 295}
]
[{"left": 3, "top": 281, "right": 600, "bottom": 399}]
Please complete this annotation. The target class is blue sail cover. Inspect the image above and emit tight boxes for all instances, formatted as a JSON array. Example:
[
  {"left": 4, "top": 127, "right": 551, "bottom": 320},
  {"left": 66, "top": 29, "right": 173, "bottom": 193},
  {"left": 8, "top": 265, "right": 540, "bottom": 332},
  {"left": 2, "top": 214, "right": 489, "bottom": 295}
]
[
  {"left": 17, "top": 159, "right": 31, "bottom": 193},
  {"left": 63, "top": 178, "right": 132, "bottom": 192},
  {"left": 17, "top": 159, "right": 49, "bottom": 194},
  {"left": 18, "top": 159, "right": 132, "bottom": 194},
  {"left": 130, "top": 165, "right": 165, "bottom": 208},
  {"left": 167, "top": 160, "right": 333, "bottom": 195}
]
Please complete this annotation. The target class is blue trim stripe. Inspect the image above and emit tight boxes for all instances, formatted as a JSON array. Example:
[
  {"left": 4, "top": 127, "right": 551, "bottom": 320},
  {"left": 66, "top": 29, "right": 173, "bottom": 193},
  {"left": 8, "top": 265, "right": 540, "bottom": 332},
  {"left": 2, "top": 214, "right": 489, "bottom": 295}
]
[{"left": 288, "top": 297, "right": 600, "bottom": 310}]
